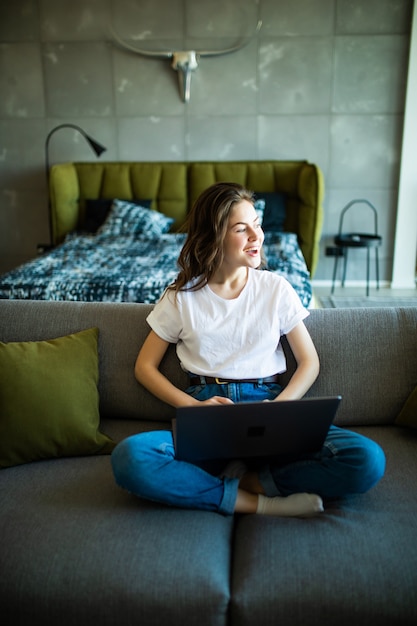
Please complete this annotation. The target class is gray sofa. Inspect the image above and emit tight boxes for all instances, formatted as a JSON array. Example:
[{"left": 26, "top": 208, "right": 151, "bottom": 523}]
[{"left": 1, "top": 299, "right": 416, "bottom": 626}]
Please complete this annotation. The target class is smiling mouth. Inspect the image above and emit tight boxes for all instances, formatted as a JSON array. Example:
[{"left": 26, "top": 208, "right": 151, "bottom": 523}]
[{"left": 245, "top": 247, "right": 260, "bottom": 256}]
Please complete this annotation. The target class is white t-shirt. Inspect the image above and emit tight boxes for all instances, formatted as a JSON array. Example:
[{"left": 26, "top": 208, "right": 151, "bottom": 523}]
[{"left": 146, "top": 268, "right": 309, "bottom": 378}]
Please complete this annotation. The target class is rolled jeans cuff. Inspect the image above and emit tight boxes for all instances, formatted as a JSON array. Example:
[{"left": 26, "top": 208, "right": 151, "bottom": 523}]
[{"left": 219, "top": 477, "right": 240, "bottom": 515}]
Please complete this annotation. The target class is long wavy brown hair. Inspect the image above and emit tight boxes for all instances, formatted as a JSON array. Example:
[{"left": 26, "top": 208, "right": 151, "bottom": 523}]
[{"left": 169, "top": 182, "right": 257, "bottom": 293}]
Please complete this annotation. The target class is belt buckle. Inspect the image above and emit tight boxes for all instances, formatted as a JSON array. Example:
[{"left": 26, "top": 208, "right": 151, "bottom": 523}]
[{"left": 215, "top": 377, "right": 228, "bottom": 385}]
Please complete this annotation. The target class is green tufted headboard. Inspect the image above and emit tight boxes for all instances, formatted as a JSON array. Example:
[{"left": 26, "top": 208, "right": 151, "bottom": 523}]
[{"left": 49, "top": 160, "right": 324, "bottom": 276}]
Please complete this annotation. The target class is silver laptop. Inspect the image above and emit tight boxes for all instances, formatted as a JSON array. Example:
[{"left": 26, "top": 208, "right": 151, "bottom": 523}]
[{"left": 172, "top": 396, "right": 341, "bottom": 463}]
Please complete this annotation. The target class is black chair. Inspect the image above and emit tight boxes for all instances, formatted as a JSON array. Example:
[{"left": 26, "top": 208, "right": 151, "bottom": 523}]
[{"left": 331, "top": 199, "right": 382, "bottom": 297}]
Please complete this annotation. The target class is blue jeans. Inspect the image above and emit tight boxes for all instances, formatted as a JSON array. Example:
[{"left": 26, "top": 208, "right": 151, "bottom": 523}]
[{"left": 111, "top": 382, "right": 386, "bottom": 515}]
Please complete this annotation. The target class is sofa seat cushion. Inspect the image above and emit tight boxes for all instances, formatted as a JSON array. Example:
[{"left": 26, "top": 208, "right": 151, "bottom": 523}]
[
  {"left": 230, "top": 425, "right": 417, "bottom": 626},
  {"left": 395, "top": 383, "right": 417, "bottom": 429},
  {"left": 0, "top": 454, "right": 232, "bottom": 626}
]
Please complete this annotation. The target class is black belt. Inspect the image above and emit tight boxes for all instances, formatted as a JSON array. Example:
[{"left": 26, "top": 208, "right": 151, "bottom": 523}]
[{"left": 189, "top": 374, "right": 281, "bottom": 386}]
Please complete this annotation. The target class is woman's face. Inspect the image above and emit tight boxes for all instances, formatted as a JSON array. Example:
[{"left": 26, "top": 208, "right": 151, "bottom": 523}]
[{"left": 222, "top": 200, "right": 264, "bottom": 270}]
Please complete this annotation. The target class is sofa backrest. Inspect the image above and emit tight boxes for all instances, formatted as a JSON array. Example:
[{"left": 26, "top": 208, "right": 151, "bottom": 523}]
[
  {"left": 297, "top": 307, "right": 416, "bottom": 426},
  {"left": 48, "top": 160, "right": 324, "bottom": 276},
  {"left": 1, "top": 300, "right": 416, "bottom": 428}
]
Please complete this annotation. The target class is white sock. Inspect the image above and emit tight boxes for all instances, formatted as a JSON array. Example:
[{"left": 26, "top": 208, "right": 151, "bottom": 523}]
[{"left": 256, "top": 493, "right": 324, "bottom": 518}]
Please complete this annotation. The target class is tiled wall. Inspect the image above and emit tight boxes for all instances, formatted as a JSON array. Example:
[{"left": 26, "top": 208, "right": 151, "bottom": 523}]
[{"left": 0, "top": 0, "right": 413, "bottom": 281}]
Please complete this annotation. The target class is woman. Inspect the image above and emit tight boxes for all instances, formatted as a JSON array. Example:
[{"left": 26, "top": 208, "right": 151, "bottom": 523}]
[{"left": 111, "top": 182, "right": 385, "bottom": 517}]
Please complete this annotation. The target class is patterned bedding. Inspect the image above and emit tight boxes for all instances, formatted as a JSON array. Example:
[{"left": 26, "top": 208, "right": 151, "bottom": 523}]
[{"left": 0, "top": 231, "right": 312, "bottom": 307}]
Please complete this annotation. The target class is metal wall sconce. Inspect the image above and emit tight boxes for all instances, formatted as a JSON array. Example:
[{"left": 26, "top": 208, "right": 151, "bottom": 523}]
[{"left": 44, "top": 124, "right": 107, "bottom": 246}]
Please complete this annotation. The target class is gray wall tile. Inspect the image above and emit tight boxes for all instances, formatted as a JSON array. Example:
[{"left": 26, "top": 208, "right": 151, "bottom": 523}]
[
  {"left": 336, "top": 0, "right": 413, "bottom": 34},
  {"left": 186, "top": 43, "right": 258, "bottom": 116},
  {"left": 113, "top": 51, "right": 184, "bottom": 117},
  {"left": 262, "top": 0, "right": 335, "bottom": 36},
  {"left": 43, "top": 42, "right": 114, "bottom": 117},
  {"left": 40, "top": 0, "right": 108, "bottom": 41},
  {"left": 187, "top": 116, "right": 258, "bottom": 161},
  {"left": 259, "top": 38, "right": 333, "bottom": 114},
  {"left": 0, "top": 43, "right": 45, "bottom": 117},
  {"left": 258, "top": 115, "right": 330, "bottom": 175},
  {"left": 186, "top": 0, "right": 258, "bottom": 38},
  {"left": 110, "top": 0, "right": 184, "bottom": 40},
  {"left": 0, "top": 188, "right": 49, "bottom": 273},
  {"left": 333, "top": 35, "right": 409, "bottom": 113},
  {"left": 118, "top": 117, "right": 186, "bottom": 161},
  {"left": 329, "top": 114, "right": 402, "bottom": 188},
  {"left": 0, "top": 119, "right": 46, "bottom": 189},
  {"left": 0, "top": 0, "right": 39, "bottom": 42}
]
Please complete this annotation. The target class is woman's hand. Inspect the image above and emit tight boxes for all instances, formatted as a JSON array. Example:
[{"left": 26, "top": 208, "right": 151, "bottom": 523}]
[{"left": 199, "top": 396, "right": 234, "bottom": 406}]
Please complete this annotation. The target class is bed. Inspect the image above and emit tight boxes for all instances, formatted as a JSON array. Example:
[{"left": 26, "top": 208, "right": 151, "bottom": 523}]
[{"left": 0, "top": 161, "right": 324, "bottom": 308}]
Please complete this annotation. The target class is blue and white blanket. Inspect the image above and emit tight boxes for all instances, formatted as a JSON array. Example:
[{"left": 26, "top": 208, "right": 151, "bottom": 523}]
[{"left": 0, "top": 231, "right": 312, "bottom": 307}]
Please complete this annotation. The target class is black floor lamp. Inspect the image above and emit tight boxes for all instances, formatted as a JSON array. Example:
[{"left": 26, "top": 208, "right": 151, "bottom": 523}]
[{"left": 44, "top": 124, "right": 107, "bottom": 247}]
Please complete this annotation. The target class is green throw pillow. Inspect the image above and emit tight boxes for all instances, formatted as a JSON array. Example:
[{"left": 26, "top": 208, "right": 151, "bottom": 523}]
[
  {"left": 395, "top": 384, "right": 417, "bottom": 429},
  {"left": 0, "top": 327, "right": 115, "bottom": 468}
]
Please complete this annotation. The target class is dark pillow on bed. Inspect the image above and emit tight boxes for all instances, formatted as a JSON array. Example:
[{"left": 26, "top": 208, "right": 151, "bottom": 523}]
[
  {"left": 97, "top": 199, "right": 174, "bottom": 237},
  {"left": 82, "top": 198, "right": 152, "bottom": 233},
  {"left": 254, "top": 192, "right": 286, "bottom": 232}
]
